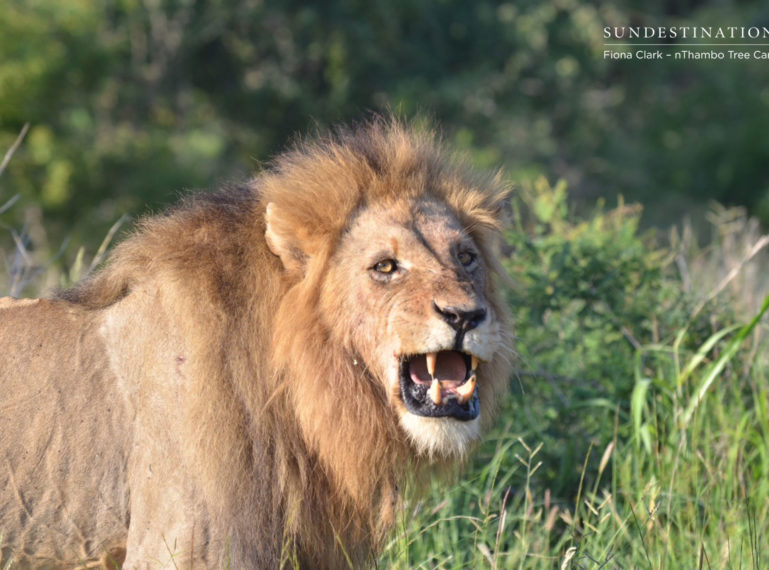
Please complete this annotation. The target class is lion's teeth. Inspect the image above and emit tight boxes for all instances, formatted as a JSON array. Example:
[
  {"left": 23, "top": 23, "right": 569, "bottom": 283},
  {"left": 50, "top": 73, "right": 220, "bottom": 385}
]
[
  {"left": 456, "top": 374, "right": 476, "bottom": 404},
  {"left": 429, "top": 378, "right": 442, "bottom": 405},
  {"left": 471, "top": 355, "right": 479, "bottom": 372},
  {"left": 426, "top": 352, "right": 438, "bottom": 378}
]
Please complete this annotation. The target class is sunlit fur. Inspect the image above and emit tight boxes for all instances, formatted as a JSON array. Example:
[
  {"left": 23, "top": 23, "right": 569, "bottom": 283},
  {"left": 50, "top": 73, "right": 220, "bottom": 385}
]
[{"left": 0, "top": 117, "right": 513, "bottom": 568}]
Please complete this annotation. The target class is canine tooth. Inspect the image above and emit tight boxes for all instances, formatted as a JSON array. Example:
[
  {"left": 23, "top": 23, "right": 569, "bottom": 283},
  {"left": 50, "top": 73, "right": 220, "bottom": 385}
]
[
  {"left": 456, "top": 374, "right": 476, "bottom": 404},
  {"left": 471, "top": 355, "right": 479, "bottom": 372},
  {"left": 429, "top": 378, "right": 442, "bottom": 405},
  {"left": 426, "top": 352, "right": 438, "bottom": 378}
]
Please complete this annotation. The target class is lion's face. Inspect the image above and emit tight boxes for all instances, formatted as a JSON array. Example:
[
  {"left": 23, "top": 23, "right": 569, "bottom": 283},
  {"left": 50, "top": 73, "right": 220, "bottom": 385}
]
[{"left": 319, "top": 196, "right": 505, "bottom": 457}]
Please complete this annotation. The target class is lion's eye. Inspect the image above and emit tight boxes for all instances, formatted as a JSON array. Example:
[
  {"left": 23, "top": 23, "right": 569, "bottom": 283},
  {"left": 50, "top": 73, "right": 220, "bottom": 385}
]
[
  {"left": 457, "top": 250, "right": 477, "bottom": 267},
  {"left": 373, "top": 259, "right": 398, "bottom": 274}
]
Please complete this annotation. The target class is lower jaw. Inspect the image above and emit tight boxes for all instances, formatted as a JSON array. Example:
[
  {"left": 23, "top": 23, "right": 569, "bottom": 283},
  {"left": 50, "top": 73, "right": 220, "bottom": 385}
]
[{"left": 399, "top": 378, "right": 481, "bottom": 421}]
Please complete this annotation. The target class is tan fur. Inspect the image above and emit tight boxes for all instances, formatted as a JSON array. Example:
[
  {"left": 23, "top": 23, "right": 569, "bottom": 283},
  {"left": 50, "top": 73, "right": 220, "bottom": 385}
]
[{"left": 0, "top": 118, "right": 513, "bottom": 569}]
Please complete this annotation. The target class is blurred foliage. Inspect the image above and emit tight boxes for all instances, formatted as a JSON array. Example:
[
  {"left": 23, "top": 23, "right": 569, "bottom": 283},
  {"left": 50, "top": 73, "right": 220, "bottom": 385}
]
[{"left": 2, "top": 0, "right": 769, "bottom": 255}]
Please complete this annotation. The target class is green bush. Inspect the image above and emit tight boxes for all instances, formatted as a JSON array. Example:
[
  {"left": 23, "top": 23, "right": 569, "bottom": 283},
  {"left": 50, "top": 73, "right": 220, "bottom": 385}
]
[{"left": 501, "top": 178, "right": 731, "bottom": 495}]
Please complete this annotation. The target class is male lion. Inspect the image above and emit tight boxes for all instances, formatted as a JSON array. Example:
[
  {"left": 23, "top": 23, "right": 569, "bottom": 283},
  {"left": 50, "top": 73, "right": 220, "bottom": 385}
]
[{"left": 0, "top": 118, "right": 513, "bottom": 568}]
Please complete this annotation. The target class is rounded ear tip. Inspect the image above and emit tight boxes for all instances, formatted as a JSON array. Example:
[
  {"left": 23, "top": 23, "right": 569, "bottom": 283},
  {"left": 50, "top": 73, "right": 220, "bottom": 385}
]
[
  {"left": 264, "top": 202, "right": 306, "bottom": 274},
  {"left": 264, "top": 203, "right": 282, "bottom": 257}
]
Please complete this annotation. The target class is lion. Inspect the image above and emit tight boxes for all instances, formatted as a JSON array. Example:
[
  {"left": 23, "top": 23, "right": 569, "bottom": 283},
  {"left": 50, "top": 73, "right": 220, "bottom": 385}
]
[{"left": 0, "top": 118, "right": 513, "bottom": 569}]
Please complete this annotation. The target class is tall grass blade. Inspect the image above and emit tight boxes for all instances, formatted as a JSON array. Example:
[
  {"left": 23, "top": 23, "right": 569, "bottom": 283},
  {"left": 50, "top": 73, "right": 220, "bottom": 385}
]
[
  {"left": 88, "top": 214, "right": 129, "bottom": 274},
  {"left": 631, "top": 378, "right": 652, "bottom": 454},
  {"left": 677, "top": 324, "right": 740, "bottom": 387},
  {"left": 0, "top": 123, "right": 29, "bottom": 179},
  {"left": 0, "top": 195, "right": 19, "bottom": 216},
  {"left": 682, "top": 293, "right": 769, "bottom": 427}
]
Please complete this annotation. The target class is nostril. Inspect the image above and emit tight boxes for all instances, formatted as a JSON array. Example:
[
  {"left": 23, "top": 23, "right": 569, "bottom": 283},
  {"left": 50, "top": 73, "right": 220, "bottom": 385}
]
[
  {"left": 433, "top": 302, "right": 459, "bottom": 324},
  {"left": 433, "top": 302, "right": 487, "bottom": 332}
]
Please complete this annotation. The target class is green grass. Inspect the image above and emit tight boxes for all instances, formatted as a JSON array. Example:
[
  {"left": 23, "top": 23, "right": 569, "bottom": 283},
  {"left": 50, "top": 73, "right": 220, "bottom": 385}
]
[{"left": 381, "top": 342, "right": 768, "bottom": 568}]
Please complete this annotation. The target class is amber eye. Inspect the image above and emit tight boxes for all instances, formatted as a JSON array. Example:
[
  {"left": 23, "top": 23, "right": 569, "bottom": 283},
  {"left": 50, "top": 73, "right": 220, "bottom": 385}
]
[
  {"left": 457, "top": 250, "right": 476, "bottom": 267},
  {"left": 373, "top": 259, "right": 398, "bottom": 274}
]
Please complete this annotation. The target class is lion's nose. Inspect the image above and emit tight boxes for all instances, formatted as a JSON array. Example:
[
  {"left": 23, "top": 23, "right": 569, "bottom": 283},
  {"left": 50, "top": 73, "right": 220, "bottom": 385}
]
[{"left": 433, "top": 302, "right": 487, "bottom": 332}]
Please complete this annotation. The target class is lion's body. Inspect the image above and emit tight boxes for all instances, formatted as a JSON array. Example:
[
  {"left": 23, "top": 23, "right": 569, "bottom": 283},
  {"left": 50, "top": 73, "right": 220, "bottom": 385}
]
[{"left": 0, "top": 120, "right": 512, "bottom": 568}]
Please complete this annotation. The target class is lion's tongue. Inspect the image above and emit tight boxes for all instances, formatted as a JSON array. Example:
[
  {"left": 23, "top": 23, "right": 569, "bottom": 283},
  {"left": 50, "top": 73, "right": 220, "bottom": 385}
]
[{"left": 409, "top": 351, "right": 467, "bottom": 386}]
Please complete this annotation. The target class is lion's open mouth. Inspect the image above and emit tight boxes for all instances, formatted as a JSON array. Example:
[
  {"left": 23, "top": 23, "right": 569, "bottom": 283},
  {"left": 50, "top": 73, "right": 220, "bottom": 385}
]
[{"left": 399, "top": 351, "right": 480, "bottom": 421}]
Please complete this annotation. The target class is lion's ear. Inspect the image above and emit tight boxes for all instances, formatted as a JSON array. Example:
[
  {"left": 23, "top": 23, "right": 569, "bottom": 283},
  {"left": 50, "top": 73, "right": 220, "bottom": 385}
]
[{"left": 265, "top": 202, "right": 307, "bottom": 273}]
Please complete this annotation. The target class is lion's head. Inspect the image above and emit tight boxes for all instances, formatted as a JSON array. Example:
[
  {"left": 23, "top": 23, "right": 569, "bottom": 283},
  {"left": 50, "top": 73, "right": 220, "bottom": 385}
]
[{"left": 262, "top": 119, "right": 513, "bottom": 463}]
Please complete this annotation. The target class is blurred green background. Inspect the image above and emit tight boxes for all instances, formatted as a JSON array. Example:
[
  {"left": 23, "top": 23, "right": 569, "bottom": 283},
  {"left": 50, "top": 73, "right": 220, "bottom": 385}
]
[{"left": 3, "top": 0, "right": 769, "bottom": 253}]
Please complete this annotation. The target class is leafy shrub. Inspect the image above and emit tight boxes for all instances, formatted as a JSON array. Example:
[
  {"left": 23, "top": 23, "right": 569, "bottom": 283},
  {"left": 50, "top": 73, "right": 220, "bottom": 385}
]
[{"left": 501, "top": 177, "right": 725, "bottom": 495}]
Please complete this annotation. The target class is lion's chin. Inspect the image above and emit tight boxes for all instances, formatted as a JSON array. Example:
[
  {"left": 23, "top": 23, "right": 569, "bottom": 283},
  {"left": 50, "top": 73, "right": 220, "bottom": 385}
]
[{"left": 399, "top": 413, "right": 481, "bottom": 459}]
